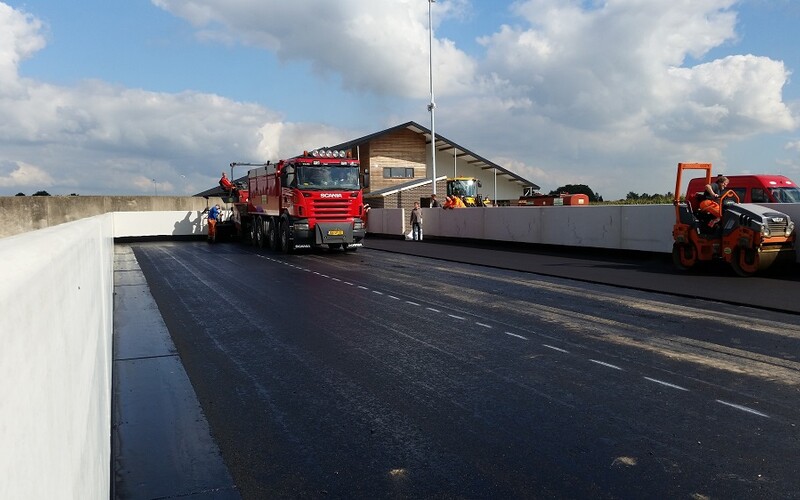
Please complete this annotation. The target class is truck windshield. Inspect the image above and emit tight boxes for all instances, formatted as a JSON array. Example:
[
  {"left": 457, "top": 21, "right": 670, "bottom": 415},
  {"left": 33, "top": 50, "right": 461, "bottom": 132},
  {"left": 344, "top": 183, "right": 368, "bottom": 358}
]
[
  {"left": 296, "top": 165, "right": 360, "bottom": 190},
  {"left": 770, "top": 187, "right": 800, "bottom": 203}
]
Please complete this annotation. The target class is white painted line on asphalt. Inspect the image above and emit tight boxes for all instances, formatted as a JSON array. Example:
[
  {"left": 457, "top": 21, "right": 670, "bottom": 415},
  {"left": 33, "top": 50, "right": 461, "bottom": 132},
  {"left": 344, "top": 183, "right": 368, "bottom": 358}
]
[
  {"left": 406, "top": 301, "right": 420, "bottom": 306},
  {"left": 716, "top": 400, "right": 770, "bottom": 418},
  {"left": 343, "top": 282, "right": 353, "bottom": 286},
  {"left": 426, "top": 307, "right": 441, "bottom": 313},
  {"left": 505, "top": 332, "right": 528, "bottom": 340},
  {"left": 332, "top": 278, "right": 341, "bottom": 282},
  {"left": 313, "top": 272, "right": 320, "bottom": 275},
  {"left": 590, "top": 359, "right": 623, "bottom": 371},
  {"left": 373, "top": 291, "right": 384, "bottom": 295},
  {"left": 543, "top": 344, "right": 568, "bottom": 353},
  {"left": 321, "top": 274, "right": 330, "bottom": 278},
  {"left": 388, "top": 295, "right": 400, "bottom": 300},
  {"left": 476, "top": 322, "right": 492, "bottom": 329},
  {"left": 644, "top": 377, "right": 689, "bottom": 392},
  {"left": 448, "top": 314, "right": 466, "bottom": 320},
  {"left": 358, "top": 286, "right": 369, "bottom": 290}
]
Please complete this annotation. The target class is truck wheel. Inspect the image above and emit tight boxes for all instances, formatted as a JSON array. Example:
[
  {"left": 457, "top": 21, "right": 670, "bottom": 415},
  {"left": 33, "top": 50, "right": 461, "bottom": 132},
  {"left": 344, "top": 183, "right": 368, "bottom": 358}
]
[
  {"left": 671, "top": 243, "right": 696, "bottom": 271},
  {"left": 248, "top": 220, "right": 257, "bottom": 246},
  {"left": 279, "top": 219, "right": 293, "bottom": 254},
  {"left": 267, "top": 219, "right": 277, "bottom": 251},
  {"left": 254, "top": 218, "right": 265, "bottom": 248},
  {"left": 731, "top": 247, "right": 759, "bottom": 277},
  {"left": 258, "top": 219, "right": 268, "bottom": 249}
]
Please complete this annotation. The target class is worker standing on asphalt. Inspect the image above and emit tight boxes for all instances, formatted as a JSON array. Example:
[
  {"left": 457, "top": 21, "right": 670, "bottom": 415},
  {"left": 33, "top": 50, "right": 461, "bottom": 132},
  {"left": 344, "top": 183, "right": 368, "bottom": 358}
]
[
  {"left": 410, "top": 201, "right": 423, "bottom": 241},
  {"left": 207, "top": 204, "right": 221, "bottom": 243}
]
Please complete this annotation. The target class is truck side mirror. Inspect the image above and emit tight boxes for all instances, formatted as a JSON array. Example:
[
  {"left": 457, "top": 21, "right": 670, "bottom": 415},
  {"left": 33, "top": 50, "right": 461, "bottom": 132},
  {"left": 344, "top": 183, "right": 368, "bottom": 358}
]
[
  {"left": 282, "top": 165, "right": 296, "bottom": 187},
  {"left": 361, "top": 172, "right": 369, "bottom": 189}
]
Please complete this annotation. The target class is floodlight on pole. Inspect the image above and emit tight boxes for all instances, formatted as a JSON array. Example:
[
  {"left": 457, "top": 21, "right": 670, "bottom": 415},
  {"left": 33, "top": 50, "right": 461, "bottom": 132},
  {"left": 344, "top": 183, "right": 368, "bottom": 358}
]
[{"left": 428, "top": 0, "right": 437, "bottom": 195}]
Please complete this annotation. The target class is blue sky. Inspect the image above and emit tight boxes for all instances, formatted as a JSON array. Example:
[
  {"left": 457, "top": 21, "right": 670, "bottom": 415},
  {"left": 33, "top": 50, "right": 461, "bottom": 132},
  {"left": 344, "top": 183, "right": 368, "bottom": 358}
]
[{"left": 2, "top": 0, "right": 800, "bottom": 199}]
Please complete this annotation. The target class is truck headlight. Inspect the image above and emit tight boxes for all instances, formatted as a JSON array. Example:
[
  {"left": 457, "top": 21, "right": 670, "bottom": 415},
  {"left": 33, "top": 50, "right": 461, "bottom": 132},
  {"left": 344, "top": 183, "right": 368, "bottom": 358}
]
[
  {"left": 294, "top": 222, "right": 309, "bottom": 231},
  {"left": 762, "top": 224, "right": 771, "bottom": 238},
  {"left": 353, "top": 220, "right": 364, "bottom": 230},
  {"left": 787, "top": 221, "right": 795, "bottom": 237}
]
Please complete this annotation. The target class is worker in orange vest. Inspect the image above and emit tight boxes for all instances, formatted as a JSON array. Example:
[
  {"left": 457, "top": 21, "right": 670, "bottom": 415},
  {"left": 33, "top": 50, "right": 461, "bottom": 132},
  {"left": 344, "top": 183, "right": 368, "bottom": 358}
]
[
  {"left": 219, "top": 172, "right": 234, "bottom": 191},
  {"left": 698, "top": 175, "right": 729, "bottom": 225},
  {"left": 445, "top": 195, "right": 466, "bottom": 209}
]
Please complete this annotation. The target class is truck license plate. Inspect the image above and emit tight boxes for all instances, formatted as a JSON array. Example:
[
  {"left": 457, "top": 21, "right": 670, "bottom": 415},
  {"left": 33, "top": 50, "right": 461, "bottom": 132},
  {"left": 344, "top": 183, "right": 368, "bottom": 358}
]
[{"left": 328, "top": 229, "right": 344, "bottom": 236}]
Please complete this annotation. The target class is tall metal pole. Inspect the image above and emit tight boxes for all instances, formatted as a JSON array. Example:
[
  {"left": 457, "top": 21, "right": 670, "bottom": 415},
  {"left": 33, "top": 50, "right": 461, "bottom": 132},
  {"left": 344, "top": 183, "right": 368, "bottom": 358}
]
[
  {"left": 428, "top": 0, "right": 437, "bottom": 195},
  {"left": 494, "top": 168, "right": 497, "bottom": 203}
]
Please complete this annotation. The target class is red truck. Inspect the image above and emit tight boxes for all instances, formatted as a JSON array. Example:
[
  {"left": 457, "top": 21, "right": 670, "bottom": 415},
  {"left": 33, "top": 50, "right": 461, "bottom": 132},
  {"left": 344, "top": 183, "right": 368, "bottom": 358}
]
[
  {"left": 686, "top": 174, "right": 800, "bottom": 203},
  {"left": 224, "top": 149, "right": 366, "bottom": 252}
]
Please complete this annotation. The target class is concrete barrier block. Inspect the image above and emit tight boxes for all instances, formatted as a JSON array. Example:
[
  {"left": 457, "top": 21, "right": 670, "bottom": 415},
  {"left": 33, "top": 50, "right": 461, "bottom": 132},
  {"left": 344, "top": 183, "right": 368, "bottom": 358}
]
[
  {"left": 0, "top": 214, "right": 113, "bottom": 499},
  {"left": 620, "top": 205, "right": 675, "bottom": 252},
  {"left": 438, "top": 208, "right": 486, "bottom": 239},
  {"left": 540, "top": 205, "right": 623, "bottom": 248},
  {"left": 114, "top": 211, "right": 207, "bottom": 237},
  {"left": 484, "top": 207, "right": 543, "bottom": 243}
]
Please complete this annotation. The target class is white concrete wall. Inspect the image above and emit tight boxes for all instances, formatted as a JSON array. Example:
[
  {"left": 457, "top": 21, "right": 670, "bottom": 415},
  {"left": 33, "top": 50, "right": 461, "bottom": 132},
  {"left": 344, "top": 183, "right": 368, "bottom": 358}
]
[
  {"left": 0, "top": 196, "right": 219, "bottom": 239},
  {"left": 377, "top": 203, "right": 800, "bottom": 260},
  {"left": 390, "top": 205, "right": 675, "bottom": 252},
  {"left": 0, "top": 214, "right": 114, "bottom": 499},
  {"left": 113, "top": 210, "right": 209, "bottom": 238}
]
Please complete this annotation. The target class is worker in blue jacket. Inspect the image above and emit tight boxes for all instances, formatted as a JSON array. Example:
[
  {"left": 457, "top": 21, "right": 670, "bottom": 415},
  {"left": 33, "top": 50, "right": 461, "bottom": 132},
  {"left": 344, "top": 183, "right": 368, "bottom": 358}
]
[{"left": 207, "top": 204, "right": 221, "bottom": 242}]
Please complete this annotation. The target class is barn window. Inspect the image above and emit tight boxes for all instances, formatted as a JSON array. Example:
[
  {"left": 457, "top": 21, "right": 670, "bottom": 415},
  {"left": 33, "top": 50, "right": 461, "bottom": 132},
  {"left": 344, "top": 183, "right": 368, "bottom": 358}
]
[{"left": 382, "top": 167, "right": 414, "bottom": 179}]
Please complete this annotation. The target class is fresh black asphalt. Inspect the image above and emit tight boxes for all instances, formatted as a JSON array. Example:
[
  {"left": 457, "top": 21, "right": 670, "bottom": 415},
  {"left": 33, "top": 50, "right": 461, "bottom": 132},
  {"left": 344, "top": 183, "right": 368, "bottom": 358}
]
[{"left": 115, "top": 238, "right": 800, "bottom": 498}]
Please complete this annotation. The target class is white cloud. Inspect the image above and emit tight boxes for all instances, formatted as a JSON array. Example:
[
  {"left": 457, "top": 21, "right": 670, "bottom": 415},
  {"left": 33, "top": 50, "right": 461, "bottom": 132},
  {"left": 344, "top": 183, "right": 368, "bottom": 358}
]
[
  {"left": 0, "top": 160, "right": 54, "bottom": 189},
  {"left": 0, "top": 75, "right": 295, "bottom": 194},
  {"left": 0, "top": 3, "right": 45, "bottom": 99},
  {"left": 152, "top": 0, "right": 477, "bottom": 98},
  {"left": 0, "top": 0, "right": 798, "bottom": 199},
  {"left": 0, "top": 2, "right": 359, "bottom": 195},
  {"left": 462, "top": 0, "right": 797, "bottom": 198},
  {"left": 149, "top": 0, "right": 798, "bottom": 197}
]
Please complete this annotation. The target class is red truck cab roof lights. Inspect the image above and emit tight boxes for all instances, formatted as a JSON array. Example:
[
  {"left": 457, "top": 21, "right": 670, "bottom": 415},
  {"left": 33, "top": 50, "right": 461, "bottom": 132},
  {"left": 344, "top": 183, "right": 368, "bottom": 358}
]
[
  {"left": 307, "top": 149, "right": 351, "bottom": 159},
  {"left": 293, "top": 149, "right": 358, "bottom": 167}
]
